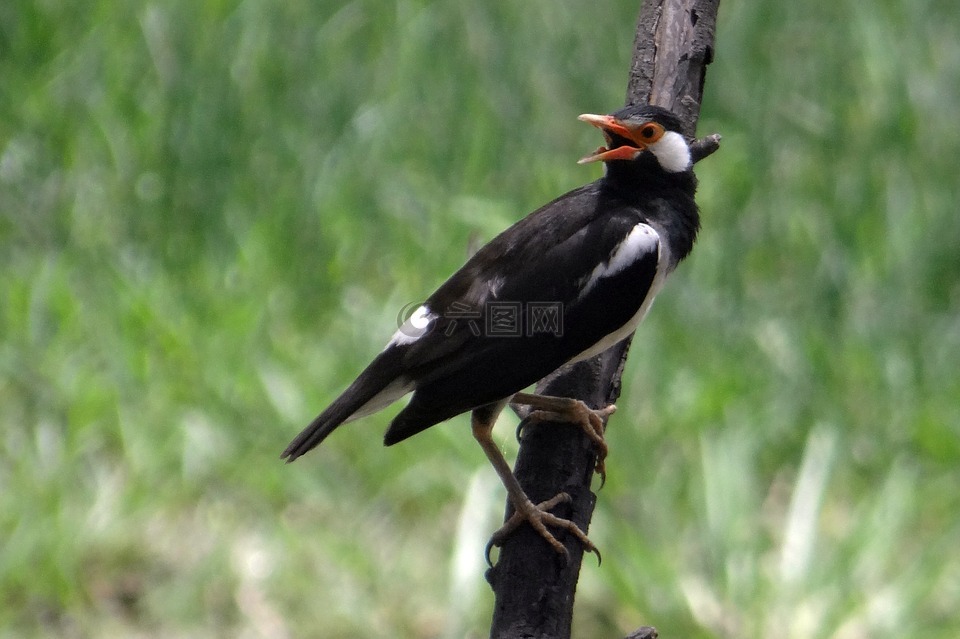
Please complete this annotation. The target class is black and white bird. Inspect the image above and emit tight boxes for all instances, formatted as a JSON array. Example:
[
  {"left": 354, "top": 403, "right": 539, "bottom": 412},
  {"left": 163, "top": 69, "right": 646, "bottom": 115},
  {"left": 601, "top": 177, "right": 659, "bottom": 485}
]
[{"left": 283, "top": 104, "right": 701, "bottom": 557}]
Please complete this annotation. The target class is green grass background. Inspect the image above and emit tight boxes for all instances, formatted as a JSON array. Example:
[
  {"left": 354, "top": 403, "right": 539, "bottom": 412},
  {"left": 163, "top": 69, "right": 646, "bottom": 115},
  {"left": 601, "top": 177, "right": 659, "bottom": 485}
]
[{"left": 2, "top": 0, "right": 959, "bottom": 637}]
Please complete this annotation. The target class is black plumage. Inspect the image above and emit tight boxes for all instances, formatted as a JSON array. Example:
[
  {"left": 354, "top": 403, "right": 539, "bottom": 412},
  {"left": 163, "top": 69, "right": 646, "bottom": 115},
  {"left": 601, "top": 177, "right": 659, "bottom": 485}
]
[{"left": 283, "top": 104, "right": 701, "bottom": 557}]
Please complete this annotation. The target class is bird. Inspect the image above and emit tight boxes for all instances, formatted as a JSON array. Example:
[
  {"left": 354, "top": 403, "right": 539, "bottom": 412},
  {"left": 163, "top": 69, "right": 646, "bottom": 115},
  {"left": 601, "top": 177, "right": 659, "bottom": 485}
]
[{"left": 283, "top": 104, "right": 701, "bottom": 559}]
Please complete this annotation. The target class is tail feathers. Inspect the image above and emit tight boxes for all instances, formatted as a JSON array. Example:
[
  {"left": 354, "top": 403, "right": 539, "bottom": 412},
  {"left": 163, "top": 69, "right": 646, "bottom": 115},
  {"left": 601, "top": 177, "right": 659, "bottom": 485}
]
[
  {"left": 282, "top": 351, "right": 411, "bottom": 461},
  {"left": 282, "top": 392, "right": 360, "bottom": 461}
]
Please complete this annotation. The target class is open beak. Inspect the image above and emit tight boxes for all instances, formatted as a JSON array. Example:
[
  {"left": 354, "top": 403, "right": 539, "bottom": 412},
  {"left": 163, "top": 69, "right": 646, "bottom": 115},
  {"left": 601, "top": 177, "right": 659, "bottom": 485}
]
[{"left": 577, "top": 113, "right": 645, "bottom": 164}]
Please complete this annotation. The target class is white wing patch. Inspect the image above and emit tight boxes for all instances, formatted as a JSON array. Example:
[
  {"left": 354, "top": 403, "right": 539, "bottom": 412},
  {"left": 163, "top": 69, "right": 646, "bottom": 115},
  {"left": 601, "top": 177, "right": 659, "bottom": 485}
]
[
  {"left": 579, "top": 223, "right": 660, "bottom": 298},
  {"left": 570, "top": 222, "right": 669, "bottom": 363},
  {"left": 387, "top": 304, "right": 436, "bottom": 348}
]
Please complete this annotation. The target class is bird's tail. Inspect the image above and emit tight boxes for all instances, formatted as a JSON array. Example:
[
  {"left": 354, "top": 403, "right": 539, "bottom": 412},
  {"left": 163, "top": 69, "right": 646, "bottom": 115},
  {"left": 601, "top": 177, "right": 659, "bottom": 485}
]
[{"left": 281, "top": 349, "right": 410, "bottom": 461}]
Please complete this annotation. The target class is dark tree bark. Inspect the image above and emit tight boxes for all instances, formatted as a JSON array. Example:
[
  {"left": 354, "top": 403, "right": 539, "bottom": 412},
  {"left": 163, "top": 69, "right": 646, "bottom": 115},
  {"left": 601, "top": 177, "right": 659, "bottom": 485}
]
[{"left": 486, "top": 1, "right": 721, "bottom": 638}]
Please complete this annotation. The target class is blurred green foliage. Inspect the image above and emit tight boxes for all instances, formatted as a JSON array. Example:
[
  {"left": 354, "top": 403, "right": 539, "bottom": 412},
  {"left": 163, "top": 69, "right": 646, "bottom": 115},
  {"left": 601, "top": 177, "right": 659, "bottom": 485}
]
[{"left": 2, "top": 0, "right": 959, "bottom": 637}]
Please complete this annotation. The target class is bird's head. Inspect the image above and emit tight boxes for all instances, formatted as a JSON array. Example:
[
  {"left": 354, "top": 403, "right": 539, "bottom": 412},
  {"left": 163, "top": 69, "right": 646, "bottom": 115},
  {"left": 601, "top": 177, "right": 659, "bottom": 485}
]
[{"left": 577, "top": 105, "right": 691, "bottom": 173}]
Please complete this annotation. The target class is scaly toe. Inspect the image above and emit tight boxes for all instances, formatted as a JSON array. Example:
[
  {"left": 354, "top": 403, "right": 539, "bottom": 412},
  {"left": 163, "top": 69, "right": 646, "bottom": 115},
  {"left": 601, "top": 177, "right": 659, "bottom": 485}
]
[{"left": 485, "top": 492, "right": 601, "bottom": 565}]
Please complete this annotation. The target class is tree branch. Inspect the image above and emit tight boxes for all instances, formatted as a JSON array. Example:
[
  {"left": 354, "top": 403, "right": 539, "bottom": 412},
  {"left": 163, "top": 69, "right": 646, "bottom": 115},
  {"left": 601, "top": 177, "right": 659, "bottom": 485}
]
[{"left": 486, "top": 2, "right": 720, "bottom": 638}]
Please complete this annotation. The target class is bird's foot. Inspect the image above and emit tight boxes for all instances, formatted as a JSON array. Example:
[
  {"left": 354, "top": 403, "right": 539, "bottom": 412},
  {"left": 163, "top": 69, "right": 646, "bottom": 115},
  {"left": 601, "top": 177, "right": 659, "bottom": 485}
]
[
  {"left": 484, "top": 492, "right": 600, "bottom": 566},
  {"left": 516, "top": 395, "right": 615, "bottom": 484}
]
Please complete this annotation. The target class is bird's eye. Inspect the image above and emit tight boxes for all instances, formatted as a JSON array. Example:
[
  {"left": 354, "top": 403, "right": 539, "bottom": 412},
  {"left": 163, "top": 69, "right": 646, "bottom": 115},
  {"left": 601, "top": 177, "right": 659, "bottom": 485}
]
[{"left": 637, "top": 123, "right": 664, "bottom": 142}]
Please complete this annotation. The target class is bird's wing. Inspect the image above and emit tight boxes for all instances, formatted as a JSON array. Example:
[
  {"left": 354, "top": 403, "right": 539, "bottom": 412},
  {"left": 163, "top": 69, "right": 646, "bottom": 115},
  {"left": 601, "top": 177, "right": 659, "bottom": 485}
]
[
  {"left": 284, "top": 186, "right": 664, "bottom": 456},
  {"left": 383, "top": 207, "right": 664, "bottom": 443}
]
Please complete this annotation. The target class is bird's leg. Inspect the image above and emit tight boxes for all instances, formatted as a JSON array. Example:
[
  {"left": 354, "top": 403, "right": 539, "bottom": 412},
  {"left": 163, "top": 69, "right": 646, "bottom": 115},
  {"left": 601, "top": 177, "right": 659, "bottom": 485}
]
[
  {"left": 511, "top": 392, "right": 615, "bottom": 482},
  {"left": 472, "top": 410, "right": 598, "bottom": 564}
]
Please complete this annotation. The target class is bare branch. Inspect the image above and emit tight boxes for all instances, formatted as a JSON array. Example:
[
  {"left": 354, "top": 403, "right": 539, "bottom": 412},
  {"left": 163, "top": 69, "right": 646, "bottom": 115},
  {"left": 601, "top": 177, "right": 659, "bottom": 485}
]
[{"left": 488, "top": 2, "right": 721, "bottom": 637}]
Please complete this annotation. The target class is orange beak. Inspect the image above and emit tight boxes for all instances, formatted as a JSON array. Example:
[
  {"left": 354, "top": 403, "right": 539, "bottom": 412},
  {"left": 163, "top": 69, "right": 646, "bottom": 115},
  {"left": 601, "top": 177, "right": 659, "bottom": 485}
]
[{"left": 577, "top": 113, "right": 646, "bottom": 164}]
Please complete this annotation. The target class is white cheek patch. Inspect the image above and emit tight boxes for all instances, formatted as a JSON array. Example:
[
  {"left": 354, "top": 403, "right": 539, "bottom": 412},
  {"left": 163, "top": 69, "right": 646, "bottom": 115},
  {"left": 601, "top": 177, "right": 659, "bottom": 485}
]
[
  {"left": 649, "top": 131, "right": 691, "bottom": 173},
  {"left": 387, "top": 304, "right": 436, "bottom": 347},
  {"left": 579, "top": 223, "right": 660, "bottom": 298}
]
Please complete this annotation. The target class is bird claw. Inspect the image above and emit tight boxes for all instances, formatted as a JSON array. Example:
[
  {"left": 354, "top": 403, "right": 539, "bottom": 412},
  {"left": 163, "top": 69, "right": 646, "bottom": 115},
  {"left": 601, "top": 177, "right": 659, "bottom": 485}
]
[
  {"left": 484, "top": 492, "right": 601, "bottom": 567},
  {"left": 516, "top": 400, "right": 615, "bottom": 487}
]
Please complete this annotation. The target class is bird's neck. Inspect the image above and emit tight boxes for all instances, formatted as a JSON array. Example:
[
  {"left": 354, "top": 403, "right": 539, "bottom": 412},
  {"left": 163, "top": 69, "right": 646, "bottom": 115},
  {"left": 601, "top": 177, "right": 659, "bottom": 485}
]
[
  {"left": 603, "top": 153, "right": 692, "bottom": 188},
  {"left": 600, "top": 159, "right": 700, "bottom": 263}
]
